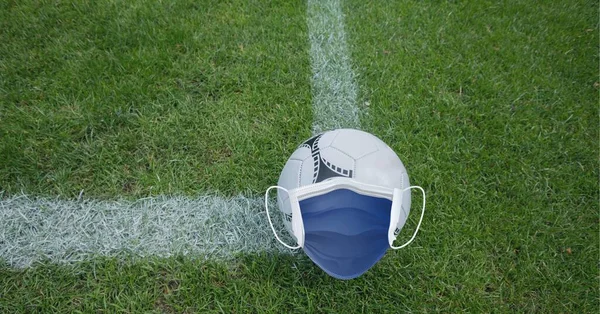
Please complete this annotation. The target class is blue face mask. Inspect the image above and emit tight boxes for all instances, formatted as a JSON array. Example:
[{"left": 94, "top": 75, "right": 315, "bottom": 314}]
[{"left": 265, "top": 177, "right": 426, "bottom": 280}]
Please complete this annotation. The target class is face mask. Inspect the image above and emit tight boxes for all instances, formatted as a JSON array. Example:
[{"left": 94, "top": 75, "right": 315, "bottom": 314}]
[{"left": 265, "top": 177, "right": 425, "bottom": 280}]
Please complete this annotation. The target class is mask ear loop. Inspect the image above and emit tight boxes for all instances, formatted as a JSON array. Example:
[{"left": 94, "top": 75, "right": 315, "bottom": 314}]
[
  {"left": 390, "top": 186, "right": 426, "bottom": 250},
  {"left": 264, "top": 186, "right": 301, "bottom": 250}
]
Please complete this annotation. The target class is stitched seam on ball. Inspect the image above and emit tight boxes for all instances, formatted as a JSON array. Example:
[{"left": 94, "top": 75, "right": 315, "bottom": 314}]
[
  {"left": 329, "top": 129, "right": 341, "bottom": 146},
  {"left": 352, "top": 146, "right": 380, "bottom": 160},
  {"left": 328, "top": 145, "right": 355, "bottom": 160}
]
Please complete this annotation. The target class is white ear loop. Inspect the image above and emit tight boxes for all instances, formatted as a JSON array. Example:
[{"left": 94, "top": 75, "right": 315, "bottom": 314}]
[
  {"left": 264, "top": 186, "right": 301, "bottom": 250},
  {"left": 390, "top": 186, "right": 426, "bottom": 250}
]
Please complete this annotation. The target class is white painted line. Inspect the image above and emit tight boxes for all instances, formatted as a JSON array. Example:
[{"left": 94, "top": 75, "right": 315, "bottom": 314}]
[
  {"left": 307, "top": 0, "right": 360, "bottom": 134},
  {"left": 0, "top": 194, "right": 289, "bottom": 268},
  {"left": 0, "top": 0, "right": 361, "bottom": 268}
]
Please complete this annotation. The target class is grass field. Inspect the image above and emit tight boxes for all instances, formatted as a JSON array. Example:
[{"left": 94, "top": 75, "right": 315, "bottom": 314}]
[{"left": 1, "top": 0, "right": 598, "bottom": 312}]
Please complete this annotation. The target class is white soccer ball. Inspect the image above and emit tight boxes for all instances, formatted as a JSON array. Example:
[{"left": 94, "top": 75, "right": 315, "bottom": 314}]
[{"left": 277, "top": 128, "right": 412, "bottom": 240}]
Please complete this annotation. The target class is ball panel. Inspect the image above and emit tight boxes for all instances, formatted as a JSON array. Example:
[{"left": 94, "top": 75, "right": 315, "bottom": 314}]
[
  {"left": 275, "top": 194, "right": 294, "bottom": 239},
  {"left": 276, "top": 128, "right": 415, "bottom": 240},
  {"left": 318, "top": 146, "right": 356, "bottom": 177},
  {"left": 316, "top": 129, "right": 338, "bottom": 149},
  {"left": 276, "top": 159, "right": 301, "bottom": 238},
  {"left": 288, "top": 145, "right": 311, "bottom": 161},
  {"left": 354, "top": 149, "right": 407, "bottom": 189},
  {"left": 330, "top": 129, "right": 379, "bottom": 159},
  {"left": 277, "top": 158, "right": 302, "bottom": 198},
  {"left": 300, "top": 155, "right": 317, "bottom": 186}
]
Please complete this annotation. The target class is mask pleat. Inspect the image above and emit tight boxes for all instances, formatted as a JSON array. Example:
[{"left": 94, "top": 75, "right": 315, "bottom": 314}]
[{"left": 298, "top": 189, "right": 392, "bottom": 279}]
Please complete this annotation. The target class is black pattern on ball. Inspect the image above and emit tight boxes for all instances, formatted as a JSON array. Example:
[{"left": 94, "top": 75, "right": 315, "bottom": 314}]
[{"left": 300, "top": 134, "right": 354, "bottom": 183}]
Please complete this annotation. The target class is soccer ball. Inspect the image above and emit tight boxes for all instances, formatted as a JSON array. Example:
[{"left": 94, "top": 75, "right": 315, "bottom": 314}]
[{"left": 277, "top": 128, "right": 412, "bottom": 240}]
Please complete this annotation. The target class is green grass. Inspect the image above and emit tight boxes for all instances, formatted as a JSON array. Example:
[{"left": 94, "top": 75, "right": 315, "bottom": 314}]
[
  {"left": 0, "top": 0, "right": 312, "bottom": 198},
  {"left": 1, "top": 0, "right": 598, "bottom": 312},
  {"left": 344, "top": 0, "right": 598, "bottom": 311}
]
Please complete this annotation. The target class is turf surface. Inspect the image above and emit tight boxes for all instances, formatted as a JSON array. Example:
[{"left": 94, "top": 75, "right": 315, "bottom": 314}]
[
  {"left": 345, "top": 0, "right": 598, "bottom": 311},
  {"left": 0, "top": 0, "right": 312, "bottom": 198},
  {"left": 1, "top": 0, "right": 598, "bottom": 312}
]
